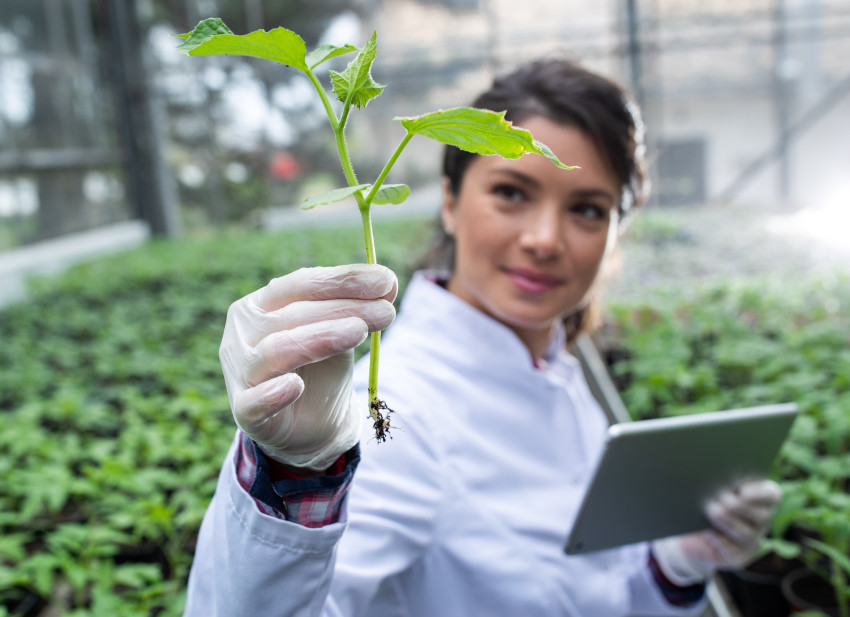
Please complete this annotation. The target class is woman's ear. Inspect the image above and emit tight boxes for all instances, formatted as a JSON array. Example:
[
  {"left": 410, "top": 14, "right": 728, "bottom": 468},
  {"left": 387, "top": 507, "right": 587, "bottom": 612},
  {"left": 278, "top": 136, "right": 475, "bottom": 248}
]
[{"left": 440, "top": 176, "right": 457, "bottom": 237}]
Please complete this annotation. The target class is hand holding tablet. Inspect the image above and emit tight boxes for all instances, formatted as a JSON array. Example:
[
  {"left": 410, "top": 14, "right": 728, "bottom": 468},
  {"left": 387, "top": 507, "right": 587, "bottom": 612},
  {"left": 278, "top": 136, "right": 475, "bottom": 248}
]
[
  {"left": 652, "top": 478, "right": 783, "bottom": 585},
  {"left": 564, "top": 403, "right": 798, "bottom": 556}
]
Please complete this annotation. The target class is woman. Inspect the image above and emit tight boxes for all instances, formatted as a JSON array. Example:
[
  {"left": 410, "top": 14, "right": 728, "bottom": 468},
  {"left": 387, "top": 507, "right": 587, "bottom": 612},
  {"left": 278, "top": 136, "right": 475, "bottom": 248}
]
[{"left": 185, "top": 59, "right": 780, "bottom": 616}]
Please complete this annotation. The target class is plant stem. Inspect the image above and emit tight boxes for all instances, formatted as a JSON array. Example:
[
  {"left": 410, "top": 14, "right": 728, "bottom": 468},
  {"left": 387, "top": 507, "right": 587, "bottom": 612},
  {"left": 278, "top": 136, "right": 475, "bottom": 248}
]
[
  {"left": 352, "top": 148, "right": 384, "bottom": 426},
  {"left": 306, "top": 66, "right": 388, "bottom": 428},
  {"left": 306, "top": 69, "right": 365, "bottom": 203},
  {"left": 339, "top": 97, "right": 353, "bottom": 130},
  {"left": 358, "top": 134, "right": 415, "bottom": 408},
  {"left": 306, "top": 70, "right": 339, "bottom": 129},
  {"left": 362, "top": 205, "right": 381, "bottom": 405},
  {"left": 365, "top": 132, "right": 414, "bottom": 204}
]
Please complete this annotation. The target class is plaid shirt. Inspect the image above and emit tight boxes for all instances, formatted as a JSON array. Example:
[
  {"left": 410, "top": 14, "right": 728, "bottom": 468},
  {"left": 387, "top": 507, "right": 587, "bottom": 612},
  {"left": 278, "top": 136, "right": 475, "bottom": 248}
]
[
  {"left": 235, "top": 431, "right": 359, "bottom": 527},
  {"left": 648, "top": 549, "right": 707, "bottom": 607}
]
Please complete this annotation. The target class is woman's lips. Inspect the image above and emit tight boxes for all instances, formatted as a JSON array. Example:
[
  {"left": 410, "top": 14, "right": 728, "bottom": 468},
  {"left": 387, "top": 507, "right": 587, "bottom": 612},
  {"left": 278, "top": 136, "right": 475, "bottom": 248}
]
[{"left": 504, "top": 267, "right": 565, "bottom": 294}]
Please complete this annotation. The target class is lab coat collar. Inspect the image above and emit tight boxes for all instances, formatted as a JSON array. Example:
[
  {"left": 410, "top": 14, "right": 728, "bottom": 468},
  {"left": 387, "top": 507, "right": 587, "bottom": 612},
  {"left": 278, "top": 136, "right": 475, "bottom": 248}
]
[{"left": 394, "top": 271, "right": 580, "bottom": 378}]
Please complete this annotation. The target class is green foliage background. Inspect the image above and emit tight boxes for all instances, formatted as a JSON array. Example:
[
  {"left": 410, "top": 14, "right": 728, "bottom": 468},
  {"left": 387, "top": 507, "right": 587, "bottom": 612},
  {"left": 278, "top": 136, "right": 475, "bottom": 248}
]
[
  {"left": 601, "top": 272, "right": 850, "bottom": 611},
  {"left": 1, "top": 214, "right": 848, "bottom": 615},
  {"left": 0, "top": 218, "right": 433, "bottom": 616}
]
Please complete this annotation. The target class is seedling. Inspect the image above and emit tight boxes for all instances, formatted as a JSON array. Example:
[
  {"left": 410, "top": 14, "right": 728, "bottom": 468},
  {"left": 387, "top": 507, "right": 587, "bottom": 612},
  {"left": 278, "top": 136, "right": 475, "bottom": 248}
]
[{"left": 175, "top": 19, "right": 574, "bottom": 440}]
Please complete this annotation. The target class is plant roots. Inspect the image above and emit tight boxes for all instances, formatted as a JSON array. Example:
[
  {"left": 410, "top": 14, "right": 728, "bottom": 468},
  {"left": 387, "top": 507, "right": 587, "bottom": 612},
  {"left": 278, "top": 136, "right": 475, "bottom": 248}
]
[{"left": 369, "top": 399, "right": 393, "bottom": 442}]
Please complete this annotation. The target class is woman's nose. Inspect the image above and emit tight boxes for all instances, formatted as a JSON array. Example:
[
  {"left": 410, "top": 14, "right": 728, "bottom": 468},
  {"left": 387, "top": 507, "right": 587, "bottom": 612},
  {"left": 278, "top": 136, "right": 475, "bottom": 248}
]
[{"left": 519, "top": 206, "right": 563, "bottom": 257}]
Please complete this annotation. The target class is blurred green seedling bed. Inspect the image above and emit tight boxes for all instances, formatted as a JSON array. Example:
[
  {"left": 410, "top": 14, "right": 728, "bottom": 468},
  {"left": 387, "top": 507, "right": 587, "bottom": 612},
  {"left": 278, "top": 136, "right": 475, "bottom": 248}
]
[
  {"left": 0, "top": 218, "right": 432, "bottom": 617},
  {"left": 602, "top": 274, "right": 850, "bottom": 425}
]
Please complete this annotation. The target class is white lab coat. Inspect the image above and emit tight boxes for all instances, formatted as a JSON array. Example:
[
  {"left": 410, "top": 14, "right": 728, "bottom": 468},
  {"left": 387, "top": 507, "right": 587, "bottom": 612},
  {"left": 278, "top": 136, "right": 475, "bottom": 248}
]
[{"left": 185, "top": 272, "right": 706, "bottom": 617}]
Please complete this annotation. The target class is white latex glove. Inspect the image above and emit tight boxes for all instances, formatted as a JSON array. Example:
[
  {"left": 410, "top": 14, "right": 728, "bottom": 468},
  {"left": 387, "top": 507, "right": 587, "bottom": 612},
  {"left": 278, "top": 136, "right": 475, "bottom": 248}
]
[
  {"left": 219, "top": 264, "right": 397, "bottom": 471},
  {"left": 652, "top": 479, "right": 783, "bottom": 586}
]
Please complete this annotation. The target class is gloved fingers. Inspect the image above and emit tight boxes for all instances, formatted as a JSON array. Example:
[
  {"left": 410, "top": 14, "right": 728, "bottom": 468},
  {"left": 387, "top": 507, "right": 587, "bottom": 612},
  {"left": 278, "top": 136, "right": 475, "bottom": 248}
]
[
  {"left": 243, "top": 316, "right": 369, "bottom": 388},
  {"left": 233, "top": 372, "right": 305, "bottom": 437},
  {"left": 736, "top": 478, "right": 782, "bottom": 507},
  {"left": 227, "top": 296, "right": 395, "bottom": 349},
  {"left": 225, "top": 266, "right": 396, "bottom": 348},
  {"left": 706, "top": 498, "right": 760, "bottom": 545},
  {"left": 701, "top": 529, "right": 754, "bottom": 568},
  {"left": 718, "top": 478, "right": 781, "bottom": 521},
  {"left": 256, "top": 264, "right": 398, "bottom": 312},
  {"left": 706, "top": 480, "right": 780, "bottom": 545},
  {"left": 266, "top": 298, "right": 396, "bottom": 335}
]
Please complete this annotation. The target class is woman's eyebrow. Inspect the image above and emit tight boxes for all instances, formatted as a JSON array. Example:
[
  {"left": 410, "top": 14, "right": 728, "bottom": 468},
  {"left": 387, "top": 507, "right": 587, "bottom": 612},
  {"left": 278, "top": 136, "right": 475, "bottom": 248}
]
[
  {"left": 486, "top": 168, "right": 540, "bottom": 189},
  {"left": 573, "top": 188, "right": 617, "bottom": 204},
  {"left": 487, "top": 168, "right": 618, "bottom": 204}
]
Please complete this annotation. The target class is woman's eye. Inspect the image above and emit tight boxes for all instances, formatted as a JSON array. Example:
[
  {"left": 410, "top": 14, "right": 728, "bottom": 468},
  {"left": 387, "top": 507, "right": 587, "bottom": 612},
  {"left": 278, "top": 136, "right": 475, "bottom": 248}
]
[
  {"left": 493, "top": 184, "right": 526, "bottom": 203},
  {"left": 572, "top": 203, "right": 607, "bottom": 221}
]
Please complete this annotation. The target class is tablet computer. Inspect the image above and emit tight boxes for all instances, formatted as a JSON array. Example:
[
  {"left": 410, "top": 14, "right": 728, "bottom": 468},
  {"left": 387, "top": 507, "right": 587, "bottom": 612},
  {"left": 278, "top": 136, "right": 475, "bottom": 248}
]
[{"left": 564, "top": 403, "right": 798, "bottom": 555}]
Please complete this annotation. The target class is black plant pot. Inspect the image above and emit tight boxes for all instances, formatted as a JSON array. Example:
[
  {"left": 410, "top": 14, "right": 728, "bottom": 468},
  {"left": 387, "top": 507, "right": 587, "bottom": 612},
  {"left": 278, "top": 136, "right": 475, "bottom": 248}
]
[
  {"left": 782, "top": 567, "right": 840, "bottom": 617},
  {"left": 718, "top": 552, "right": 802, "bottom": 617}
]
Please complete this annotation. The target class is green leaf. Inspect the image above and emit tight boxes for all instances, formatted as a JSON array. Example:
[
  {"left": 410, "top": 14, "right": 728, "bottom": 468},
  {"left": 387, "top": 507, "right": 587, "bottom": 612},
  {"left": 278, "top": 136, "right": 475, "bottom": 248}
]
[
  {"left": 329, "top": 32, "right": 385, "bottom": 108},
  {"left": 61, "top": 557, "right": 91, "bottom": 591},
  {"left": 19, "top": 553, "right": 57, "bottom": 597},
  {"left": 372, "top": 184, "right": 410, "bottom": 205},
  {"left": 302, "top": 183, "right": 409, "bottom": 209},
  {"left": 302, "top": 184, "right": 370, "bottom": 210},
  {"left": 0, "top": 563, "right": 17, "bottom": 589},
  {"left": 397, "top": 107, "right": 577, "bottom": 170},
  {"left": 805, "top": 538, "right": 850, "bottom": 576},
  {"left": 0, "top": 532, "right": 28, "bottom": 561},
  {"left": 176, "top": 21, "right": 308, "bottom": 71},
  {"left": 113, "top": 563, "right": 163, "bottom": 589},
  {"left": 306, "top": 43, "right": 357, "bottom": 69},
  {"left": 759, "top": 537, "right": 802, "bottom": 560}
]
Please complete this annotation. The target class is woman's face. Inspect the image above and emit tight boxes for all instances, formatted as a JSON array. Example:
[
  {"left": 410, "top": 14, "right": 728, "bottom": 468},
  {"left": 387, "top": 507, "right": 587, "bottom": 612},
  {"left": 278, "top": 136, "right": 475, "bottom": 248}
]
[{"left": 442, "top": 116, "right": 621, "bottom": 358}]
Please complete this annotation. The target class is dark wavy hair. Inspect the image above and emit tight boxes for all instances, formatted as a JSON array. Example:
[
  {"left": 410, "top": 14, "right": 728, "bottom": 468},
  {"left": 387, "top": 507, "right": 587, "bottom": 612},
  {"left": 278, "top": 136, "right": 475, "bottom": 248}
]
[{"left": 420, "top": 58, "right": 649, "bottom": 343}]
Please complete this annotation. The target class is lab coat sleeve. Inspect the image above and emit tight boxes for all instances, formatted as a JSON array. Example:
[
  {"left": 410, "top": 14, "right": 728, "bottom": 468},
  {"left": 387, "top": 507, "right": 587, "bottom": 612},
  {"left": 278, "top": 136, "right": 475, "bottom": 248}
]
[
  {"left": 624, "top": 543, "right": 708, "bottom": 616},
  {"left": 322, "top": 374, "right": 448, "bottom": 616},
  {"left": 183, "top": 434, "right": 349, "bottom": 617}
]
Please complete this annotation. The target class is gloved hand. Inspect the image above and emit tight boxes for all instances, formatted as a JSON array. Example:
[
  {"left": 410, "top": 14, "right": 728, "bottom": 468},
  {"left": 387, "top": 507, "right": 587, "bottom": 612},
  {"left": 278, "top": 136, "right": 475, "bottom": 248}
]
[
  {"left": 652, "top": 479, "right": 783, "bottom": 586},
  {"left": 219, "top": 264, "right": 397, "bottom": 471}
]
